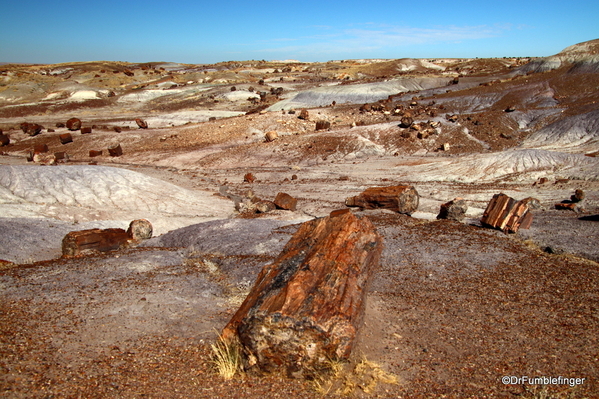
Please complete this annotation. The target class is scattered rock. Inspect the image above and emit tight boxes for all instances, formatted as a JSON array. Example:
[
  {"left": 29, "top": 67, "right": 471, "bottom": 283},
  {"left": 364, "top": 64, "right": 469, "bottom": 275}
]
[
  {"left": 255, "top": 200, "right": 277, "bottom": 213},
  {"left": 222, "top": 210, "right": 383, "bottom": 377},
  {"left": 33, "top": 144, "right": 48, "bottom": 154},
  {"left": 0, "top": 132, "right": 9, "bottom": 146},
  {"left": 55, "top": 122, "right": 65, "bottom": 128},
  {"left": 113, "top": 126, "right": 122, "bottom": 133},
  {"left": 505, "top": 105, "right": 516, "bottom": 112},
  {"left": 315, "top": 120, "right": 330, "bottom": 131},
  {"left": 298, "top": 109, "right": 309, "bottom": 120},
  {"left": 437, "top": 198, "right": 468, "bottom": 221},
  {"left": 555, "top": 202, "right": 578, "bottom": 211},
  {"left": 346, "top": 185, "right": 419, "bottom": 215},
  {"left": 571, "top": 189, "right": 585, "bottom": 203},
  {"left": 399, "top": 116, "right": 413, "bottom": 128},
  {"left": 80, "top": 127, "right": 92, "bottom": 134},
  {"left": 108, "top": 144, "right": 123, "bottom": 157},
  {"left": 481, "top": 193, "right": 533, "bottom": 233},
  {"left": 274, "top": 192, "right": 297, "bottom": 211},
  {"left": 66, "top": 118, "right": 82, "bottom": 131},
  {"left": 446, "top": 114, "right": 458, "bottom": 123},
  {"left": 127, "top": 219, "right": 153, "bottom": 241},
  {"left": 89, "top": 150, "right": 103, "bottom": 157},
  {"left": 136, "top": 118, "right": 148, "bottom": 129},
  {"left": 244, "top": 173, "right": 256, "bottom": 183},
  {"left": 265, "top": 131, "right": 278, "bottom": 142},
  {"left": 21, "top": 123, "right": 43, "bottom": 136}
]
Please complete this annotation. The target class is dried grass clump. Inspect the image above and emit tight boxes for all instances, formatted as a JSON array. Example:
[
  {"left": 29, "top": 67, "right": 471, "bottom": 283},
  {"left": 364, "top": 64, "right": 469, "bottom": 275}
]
[{"left": 210, "top": 333, "right": 242, "bottom": 380}]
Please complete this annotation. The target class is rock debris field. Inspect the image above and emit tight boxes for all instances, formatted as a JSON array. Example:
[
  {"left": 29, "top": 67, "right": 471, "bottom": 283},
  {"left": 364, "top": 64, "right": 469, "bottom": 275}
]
[{"left": 1, "top": 39, "right": 599, "bottom": 398}]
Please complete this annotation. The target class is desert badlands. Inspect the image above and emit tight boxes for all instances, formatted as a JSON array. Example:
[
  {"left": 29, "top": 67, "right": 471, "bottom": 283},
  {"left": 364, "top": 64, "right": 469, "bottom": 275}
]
[{"left": 0, "top": 39, "right": 598, "bottom": 397}]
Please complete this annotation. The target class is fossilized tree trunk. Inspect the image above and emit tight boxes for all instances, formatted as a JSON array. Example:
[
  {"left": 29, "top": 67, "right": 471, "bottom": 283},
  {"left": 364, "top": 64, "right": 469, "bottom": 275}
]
[
  {"left": 481, "top": 193, "right": 533, "bottom": 233},
  {"left": 345, "top": 185, "right": 419, "bottom": 215},
  {"left": 222, "top": 209, "right": 383, "bottom": 377}
]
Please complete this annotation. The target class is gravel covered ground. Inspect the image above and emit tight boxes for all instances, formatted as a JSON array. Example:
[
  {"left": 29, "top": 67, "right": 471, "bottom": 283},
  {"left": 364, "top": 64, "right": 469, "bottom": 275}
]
[{"left": 1, "top": 210, "right": 598, "bottom": 398}]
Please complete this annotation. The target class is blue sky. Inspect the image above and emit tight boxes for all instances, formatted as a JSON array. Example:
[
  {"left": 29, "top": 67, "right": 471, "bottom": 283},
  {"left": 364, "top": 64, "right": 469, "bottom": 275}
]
[{"left": 1, "top": 0, "right": 598, "bottom": 64}]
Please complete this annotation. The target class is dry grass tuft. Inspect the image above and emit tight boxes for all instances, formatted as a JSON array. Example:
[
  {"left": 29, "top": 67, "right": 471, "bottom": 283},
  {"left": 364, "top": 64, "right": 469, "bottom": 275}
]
[{"left": 210, "top": 333, "right": 242, "bottom": 380}]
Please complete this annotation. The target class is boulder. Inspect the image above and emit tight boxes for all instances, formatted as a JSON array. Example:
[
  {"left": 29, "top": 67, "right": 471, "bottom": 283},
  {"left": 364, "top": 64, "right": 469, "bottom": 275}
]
[
  {"left": 346, "top": 185, "right": 419, "bottom": 215},
  {"left": 222, "top": 210, "right": 383, "bottom": 377},
  {"left": 481, "top": 193, "right": 533, "bottom": 233},
  {"left": 66, "top": 118, "right": 82, "bottom": 131},
  {"left": 437, "top": 198, "right": 468, "bottom": 221},
  {"left": 274, "top": 192, "right": 297, "bottom": 211}
]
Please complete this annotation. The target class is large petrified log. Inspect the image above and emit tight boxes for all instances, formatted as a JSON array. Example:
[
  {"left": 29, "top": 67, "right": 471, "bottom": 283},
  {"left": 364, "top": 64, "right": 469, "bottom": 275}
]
[
  {"left": 346, "top": 185, "right": 419, "bottom": 215},
  {"left": 222, "top": 209, "right": 383, "bottom": 377},
  {"left": 62, "top": 228, "right": 130, "bottom": 257},
  {"left": 480, "top": 193, "right": 533, "bottom": 233},
  {"left": 62, "top": 220, "right": 153, "bottom": 256}
]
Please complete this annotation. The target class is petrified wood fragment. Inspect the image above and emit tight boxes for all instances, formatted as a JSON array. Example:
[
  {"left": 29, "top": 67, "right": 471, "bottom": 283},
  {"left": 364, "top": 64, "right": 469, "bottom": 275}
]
[
  {"left": 59, "top": 133, "right": 73, "bottom": 144},
  {"left": 108, "top": 144, "right": 123, "bottom": 157},
  {"left": 265, "top": 131, "right": 278, "bottom": 142},
  {"left": 0, "top": 132, "right": 9, "bottom": 146},
  {"left": 274, "top": 192, "right": 297, "bottom": 211},
  {"left": 66, "top": 118, "right": 82, "bottom": 131},
  {"left": 437, "top": 198, "right": 468, "bottom": 221},
  {"left": 346, "top": 185, "right": 419, "bottom": 215},
  {"left": 127, "top": 219, "right": 153, "bottom": 241},
  {"left": 315, "top": 120, "right": 331, "bottom": 131},
  {"left": 481, "top": 193, "right": 533, "bottom": 233},
  {"left": 62, "top": 228, "right": 130, "bottom": 257},
  {"left": 222, "top": 210, "right": 383, "bottom": 377},
  {"left": 135, "top": 118, "right": 148, "bottom": 129}
]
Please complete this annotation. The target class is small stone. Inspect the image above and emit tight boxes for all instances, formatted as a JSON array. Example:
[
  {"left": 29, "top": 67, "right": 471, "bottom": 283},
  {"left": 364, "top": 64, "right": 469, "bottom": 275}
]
[{"left": 274, "top": 192, "right": 297, "bottom": 211}]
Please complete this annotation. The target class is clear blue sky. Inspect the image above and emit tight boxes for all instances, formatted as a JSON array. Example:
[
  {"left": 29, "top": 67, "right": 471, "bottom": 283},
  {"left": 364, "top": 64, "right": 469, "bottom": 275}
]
[{"left": 1, "top": 0, "right": 598, "bottom": 64}]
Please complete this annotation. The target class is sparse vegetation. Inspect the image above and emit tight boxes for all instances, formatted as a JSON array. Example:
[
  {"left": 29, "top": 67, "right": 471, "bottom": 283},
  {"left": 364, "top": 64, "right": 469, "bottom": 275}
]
[{"left": 210, "top": 333, "right": 242, "bottom": 380}]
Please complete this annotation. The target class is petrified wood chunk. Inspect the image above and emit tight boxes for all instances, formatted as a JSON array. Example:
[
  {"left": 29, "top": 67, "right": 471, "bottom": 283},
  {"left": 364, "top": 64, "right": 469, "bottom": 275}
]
[
  {"left": 437, "top": 198, "right": 468, "bottom": 221},
  {"left": 127, "top": 219, "right": 153, "bottom": 241},
  {"left": 481, "top": 193, "right": 533, "bottom": 233},
  {"left": 80, "top": 127, "right": 92, "bottom": 134},
  {"left": 265, "top": 131, "right": 278, "bottom": 142},
  {"left": 298, "top": 108, "right": 309, "bottom": 120},
  {"left": 315, "top": 120, "right": 331, "bottom": 131},
  {"left": 33, "top": 144, "right": 48, "bottom": 154},
  {"left": 89, "top": 150, "right": 102, "bottom": 157},
  {"left": 59, "top": 133, "right": 73, "bottom": 144},
  {"left": 135, "top": 118, "right": 148, "bottom": 129},
  {"left": 108, "top": 143, "right": 123, "bottom": 157},
  {"left": 346, "top": 185, "right": 419, "bottom": 215},
  {"left": 274, "top": 192, "right": 297, "bottom": 211},
  {"left": 222, "top": 209, "right": 383, "bottom": 377},
  {"left": 66, "top": 118, "right": 82, "bottom": 131},
  {"left": 0, "top": 133, "right": 9, "bottom": 146},
  {"left": 244, "top": 173, "right": 256, "bottom": 183},
  {"left": 62, "top": 228, "right": 130, "bottom": 257}
]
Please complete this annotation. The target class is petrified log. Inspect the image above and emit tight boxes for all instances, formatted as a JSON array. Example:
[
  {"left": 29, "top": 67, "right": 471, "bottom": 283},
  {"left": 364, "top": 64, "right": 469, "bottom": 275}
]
[
  {"left": 66, "top": 118, "right": 82, "bottom": 131},
  {"left": 81, "top": 127, "right": 92, "bottom": 134},
  {"left": 346, "top": 185, "right": 419, "bottom": 215},
  {"left": 108, "top": 143, "right": 123, "bottom": 157},
  {"left": 89, "top": 150, "right": 103, "bottom": 157},
  {"left": 274, "top": 192, "right": 297, "bottom": 211},
  {"left": 59, "top": 133, "right": 73, "bottom": 144},
  {"left": 481, "top": 193, "right": 533, "bottom": 233},
  {"left": 222, "top": 209, "right": 383, "bottom": 376},
  {"left": 62, "top": 228, "right": 130, "bottom": 257},
  {"left": 437, "top": 198, "right": 467, "bottom": 221}
]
